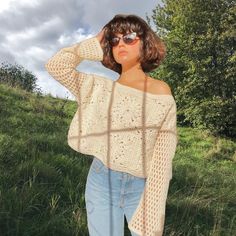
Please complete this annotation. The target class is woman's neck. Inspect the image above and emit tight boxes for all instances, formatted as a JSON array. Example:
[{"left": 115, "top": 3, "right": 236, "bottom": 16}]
[{"left": 119, "top": 64, "right": 147, "bottom": 83}]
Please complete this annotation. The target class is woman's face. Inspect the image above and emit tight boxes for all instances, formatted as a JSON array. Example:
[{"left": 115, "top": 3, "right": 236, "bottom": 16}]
[{"left": 111, "top": 32, "right": 141, "bottom": 67}]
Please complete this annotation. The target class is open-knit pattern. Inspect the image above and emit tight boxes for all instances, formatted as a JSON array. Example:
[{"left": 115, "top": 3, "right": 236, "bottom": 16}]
[{"left": 45, "top": 36, "right": 178, "bottom": 236}]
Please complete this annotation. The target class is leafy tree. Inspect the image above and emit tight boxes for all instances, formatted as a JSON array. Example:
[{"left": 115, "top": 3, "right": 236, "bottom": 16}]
[
  {"left": 150, "top": 0, "right": 236, "bottom": 137},
  {"left": 0, "top": 61, "right": 42, "bottom": 94}
]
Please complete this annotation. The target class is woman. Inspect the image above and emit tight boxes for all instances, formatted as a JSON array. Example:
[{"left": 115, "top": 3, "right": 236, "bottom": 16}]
[{"left": 45, "top": 14, "right": 178, "bottom": 236}]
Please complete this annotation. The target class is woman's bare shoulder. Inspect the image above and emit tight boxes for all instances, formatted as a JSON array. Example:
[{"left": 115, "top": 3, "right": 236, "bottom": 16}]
[{"left": 148, "top": 77, "right": 172, "bottom": 95}]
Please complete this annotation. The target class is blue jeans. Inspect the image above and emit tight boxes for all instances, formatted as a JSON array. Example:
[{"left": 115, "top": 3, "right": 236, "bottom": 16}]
[{"left": 85, "top": 156, "right": 146, "bottom": 236}]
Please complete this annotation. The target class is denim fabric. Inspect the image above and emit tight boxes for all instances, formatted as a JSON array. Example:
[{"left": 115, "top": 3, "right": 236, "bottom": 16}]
[{"left": 85, "top": 156, "right": 146, "bottom": 236}]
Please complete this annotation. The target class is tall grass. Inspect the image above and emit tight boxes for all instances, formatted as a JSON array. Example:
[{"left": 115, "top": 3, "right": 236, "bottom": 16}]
[{"left": 0, "top": 83, "right": 235, "bottom": 236}]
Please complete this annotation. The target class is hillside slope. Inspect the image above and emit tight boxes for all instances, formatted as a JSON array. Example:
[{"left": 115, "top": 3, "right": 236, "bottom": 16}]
[{"left": 0, "top": 83, "right": 235, "bottom": 236}]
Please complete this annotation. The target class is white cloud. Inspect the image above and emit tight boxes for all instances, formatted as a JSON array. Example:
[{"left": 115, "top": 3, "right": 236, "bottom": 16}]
[
  {"left": 0, "top": 0, "right": 39, "bottom": 13},
  {"left": 57, "top": 28, "right": 93, "bottom": 46},
  {"left": 0, "top": 0, "right": 12, "bottom": 13}
]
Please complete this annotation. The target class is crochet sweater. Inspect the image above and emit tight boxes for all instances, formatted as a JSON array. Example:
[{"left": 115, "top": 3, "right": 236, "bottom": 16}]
[{"left": 45, "top": 36, "right": 178, "bottom": 236}]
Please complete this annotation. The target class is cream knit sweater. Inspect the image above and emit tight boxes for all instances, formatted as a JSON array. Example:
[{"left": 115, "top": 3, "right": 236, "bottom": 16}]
[{"left": 45, "top": 36, "right": 178, "bottom": 236}]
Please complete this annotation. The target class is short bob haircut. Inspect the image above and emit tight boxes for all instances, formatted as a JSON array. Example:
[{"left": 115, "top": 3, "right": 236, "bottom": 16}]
[{"left": 100, "top": 14, "right": 166, "bottom": 74}]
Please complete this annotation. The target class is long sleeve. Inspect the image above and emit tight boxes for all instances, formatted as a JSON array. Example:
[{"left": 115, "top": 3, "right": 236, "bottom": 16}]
[
  {"left": 45, "top": 36, "right": 104, "bottom": 99},
  {"left": 128, "top": 102, "right": 178, "bottom": 236}
]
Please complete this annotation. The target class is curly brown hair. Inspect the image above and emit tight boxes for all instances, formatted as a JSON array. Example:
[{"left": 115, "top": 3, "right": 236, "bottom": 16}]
[{"left": 100, "top": 14, "right": 166, "bottom": 74}]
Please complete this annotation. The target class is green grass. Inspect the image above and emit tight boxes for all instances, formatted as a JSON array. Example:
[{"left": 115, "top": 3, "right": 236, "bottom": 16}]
[
  {"left": 166, "top": 128, "right": 236, "bottom": 236},
  {"left": 0, "top": 83, "right": 235, "bottom": 236}
]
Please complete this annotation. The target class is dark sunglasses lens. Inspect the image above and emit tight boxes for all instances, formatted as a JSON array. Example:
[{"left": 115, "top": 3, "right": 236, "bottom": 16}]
[
  {"left": 110, "top": 37, "right": 119, "bottom": 46},
  {"left": 124, "top": 33, "right": 137, "bottom": 44},
  {"left": 123, "top": 36, "right": 135, "bottom": 44}
]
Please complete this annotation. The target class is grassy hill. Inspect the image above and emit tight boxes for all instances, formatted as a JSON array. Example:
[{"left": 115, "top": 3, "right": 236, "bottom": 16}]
[{"left": 0, "top": 83, "right": 235, "bottom": 236}]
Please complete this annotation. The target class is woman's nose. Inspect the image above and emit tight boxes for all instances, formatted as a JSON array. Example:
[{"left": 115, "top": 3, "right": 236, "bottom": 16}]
[{"left": 118, "top": 38, "right": 126, "bottom": 47}]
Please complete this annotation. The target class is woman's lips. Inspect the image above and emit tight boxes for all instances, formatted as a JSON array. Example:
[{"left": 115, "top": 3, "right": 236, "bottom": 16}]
[{"left": 118, "top": 51, "right": 128, "bottom": 55}]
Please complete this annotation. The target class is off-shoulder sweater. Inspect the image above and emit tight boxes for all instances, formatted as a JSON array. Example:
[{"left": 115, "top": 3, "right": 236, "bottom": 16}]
[{"left": 45, "top": 36, "right": 178, "bottom": 236}]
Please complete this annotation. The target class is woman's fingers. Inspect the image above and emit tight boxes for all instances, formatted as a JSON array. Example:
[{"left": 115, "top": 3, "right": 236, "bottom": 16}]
[{"left": 96, "top": 28, "right": 106, "bottom": 43}]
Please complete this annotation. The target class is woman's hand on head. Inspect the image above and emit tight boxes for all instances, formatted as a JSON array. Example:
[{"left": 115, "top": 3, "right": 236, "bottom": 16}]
[
  {"left": 96, "top": 27, "right": 106, "bottom": 43},
  {"left": 95, "top": 27, "right": 107, "bottom": 54}
]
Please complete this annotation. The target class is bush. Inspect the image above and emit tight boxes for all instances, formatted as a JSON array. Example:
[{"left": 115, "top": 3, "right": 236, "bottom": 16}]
[
  {"left": 182, "top": 96, "right": 236, "bottom": 137},
  {"left": 0, "top": 61, "right": 42, "bottom": 94}
]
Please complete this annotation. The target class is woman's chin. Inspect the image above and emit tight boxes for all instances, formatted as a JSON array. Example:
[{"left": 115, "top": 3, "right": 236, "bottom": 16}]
[{"left": 116, "top": 56, "right": 129, "bottom": 64}]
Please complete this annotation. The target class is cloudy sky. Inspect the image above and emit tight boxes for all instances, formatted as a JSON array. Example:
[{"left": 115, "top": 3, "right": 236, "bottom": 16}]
[{"left": 0, "top": 0, "right": 162, "bottom": 101}]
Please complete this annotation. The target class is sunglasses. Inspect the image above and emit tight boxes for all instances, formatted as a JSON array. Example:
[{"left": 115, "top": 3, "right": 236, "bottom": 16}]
[{"left": 109, "top": 32, "right": 140, "bottom": 47}]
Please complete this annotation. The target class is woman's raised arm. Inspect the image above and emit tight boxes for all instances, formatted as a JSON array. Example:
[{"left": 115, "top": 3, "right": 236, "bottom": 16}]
[{"left": 45, "top": 35, "right": 104, "bottom": 99}]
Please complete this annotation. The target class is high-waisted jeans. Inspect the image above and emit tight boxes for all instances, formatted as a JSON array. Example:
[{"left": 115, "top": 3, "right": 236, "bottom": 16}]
[{"left": 85, "top": 156, "right": 146, "bottom": 236}]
